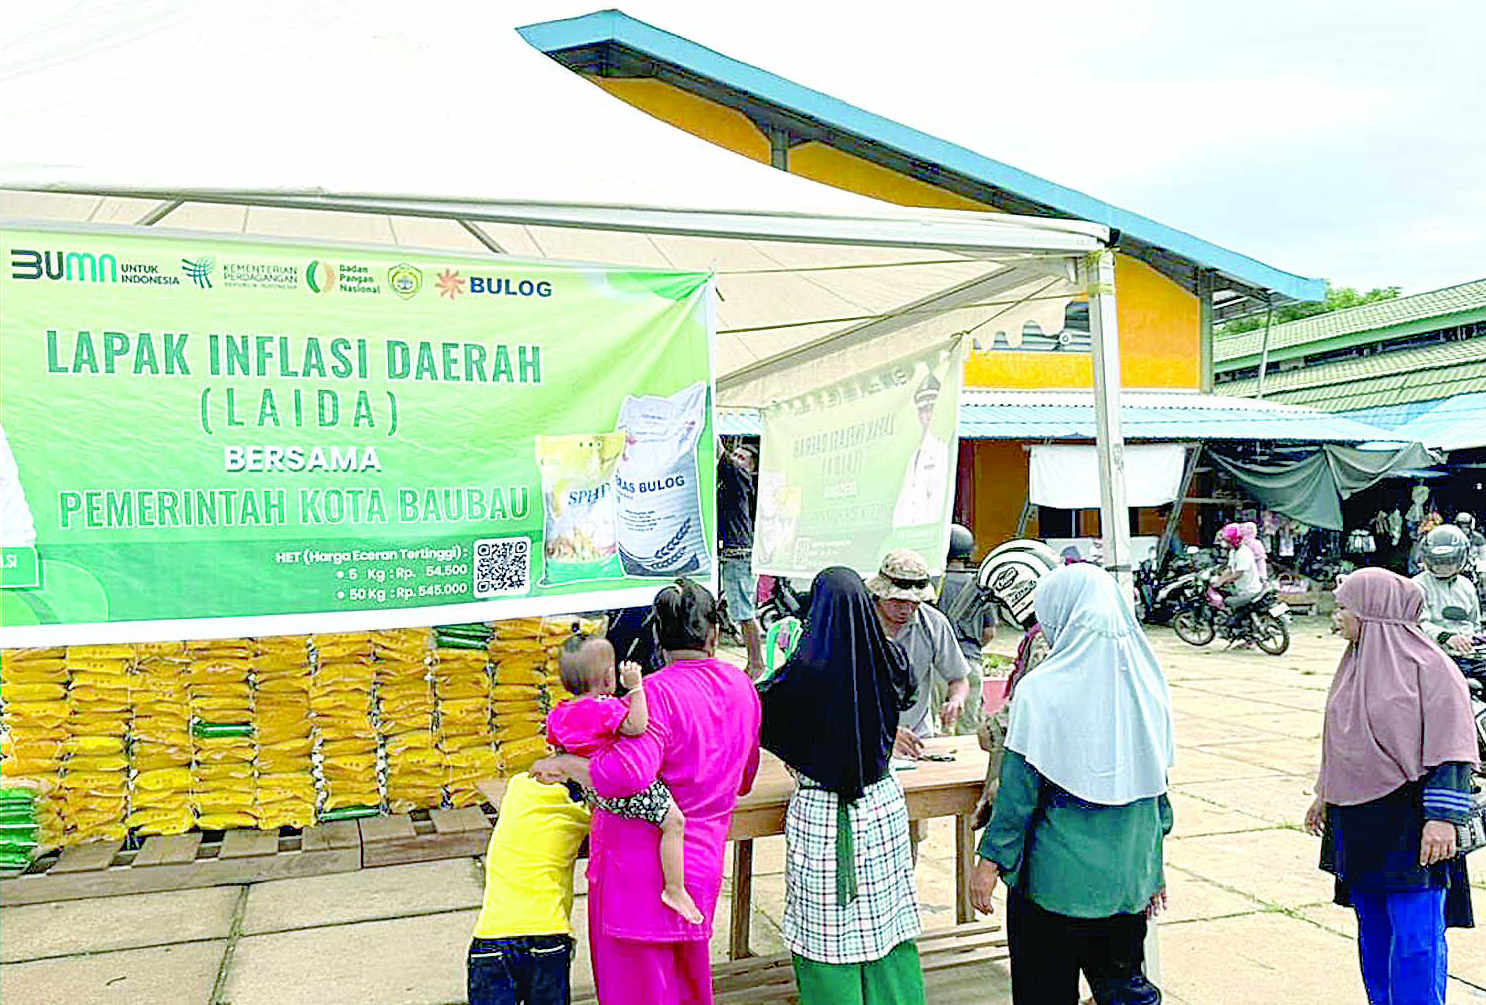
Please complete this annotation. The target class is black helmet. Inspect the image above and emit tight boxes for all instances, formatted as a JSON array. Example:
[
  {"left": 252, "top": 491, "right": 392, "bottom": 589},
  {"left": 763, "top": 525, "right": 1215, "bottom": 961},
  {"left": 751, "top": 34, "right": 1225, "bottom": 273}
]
[
  {"left": 1422, "top": 524, "right": 1471, "bottom": 577},
  {"left": 948, "top": 524, "right": 975, "bottom": 560}
]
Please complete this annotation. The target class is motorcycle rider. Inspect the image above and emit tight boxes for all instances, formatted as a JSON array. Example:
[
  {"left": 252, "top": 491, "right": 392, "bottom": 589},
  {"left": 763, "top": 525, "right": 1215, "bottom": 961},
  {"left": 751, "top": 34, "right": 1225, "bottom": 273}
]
[
  {"left": 1211, "top": 523, "right": 1265, "bottom": 620},
  {"left": 1456, "top": 511, "right": 1486, "bottom": 575},
  {"left": 1413, "top": 523, "right": 1482, "bottom": 656}
]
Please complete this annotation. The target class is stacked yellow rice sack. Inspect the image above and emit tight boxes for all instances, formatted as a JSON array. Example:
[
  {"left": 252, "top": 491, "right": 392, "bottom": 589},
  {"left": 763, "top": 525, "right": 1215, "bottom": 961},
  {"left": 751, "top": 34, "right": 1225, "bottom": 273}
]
[
  {"left": 310, "top": 633, "right": 381, "bottom": 815},
  {"left": 538, "top": 615, "right": 607, "bottom": 701},
  {"left": 59, "top": 644, "right": 134, "bottom": 843},
  {"left": 183, "top": 639, "right": 258, "bottom": 831},
  {"left": 129, "top": 642, "right": 195, "bottom": 835},
  {"left": 372, "top": 629, "right": 440, "bottom": 813},
  {"left": 253, "top": 636, "right": 316, "bottom": 829},
  {"left": 488, "top": 619, "right": 553, "bottom": 776},
  {"left": 432, "top": 624, "right": 497, "bottom": 808},
  {"left": 0, "top": 648, "right": 68, "bottom": 845}
]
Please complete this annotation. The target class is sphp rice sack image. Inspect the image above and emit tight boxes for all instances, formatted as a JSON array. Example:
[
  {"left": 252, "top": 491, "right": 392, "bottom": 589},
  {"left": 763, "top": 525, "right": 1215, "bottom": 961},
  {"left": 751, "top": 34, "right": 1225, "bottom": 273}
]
[{"left": 535, "top": 432, "right": 625, "bottom": 585}]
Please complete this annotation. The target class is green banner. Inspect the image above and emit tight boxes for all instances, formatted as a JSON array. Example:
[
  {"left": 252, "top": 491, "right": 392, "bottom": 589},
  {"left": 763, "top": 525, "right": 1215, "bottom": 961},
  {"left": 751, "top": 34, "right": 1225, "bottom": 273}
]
[
  {"left": 754, "top": 340, "right": 965, "bottom": 581},
  {"left": 0, "top": 224, "right": 715, "bottom": 645}
]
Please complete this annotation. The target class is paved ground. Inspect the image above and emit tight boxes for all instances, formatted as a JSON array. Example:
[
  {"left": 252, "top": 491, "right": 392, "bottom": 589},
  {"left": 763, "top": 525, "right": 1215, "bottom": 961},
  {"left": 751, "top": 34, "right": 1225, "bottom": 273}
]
[{"left": 2, "top": 617, "right": 1483, "bottom": 1004}]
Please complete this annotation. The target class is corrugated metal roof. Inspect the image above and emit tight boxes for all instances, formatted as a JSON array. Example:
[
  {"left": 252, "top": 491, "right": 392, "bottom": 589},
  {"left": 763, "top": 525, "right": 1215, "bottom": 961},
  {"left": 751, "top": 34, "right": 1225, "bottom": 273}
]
[
  {"left": 520, "top": 12, "right": 1325, "bottom": 304},
  {"left": 1342, "top": 391, "right": 1486, "bottom": 451},
  {"left": 1220, "top": 338, "right": 1486, "bottom": 410},
  {"left": 1215, "top": 278, "right": 1486, "bottom": 366},
  {"left": 719, "top": 390, "right": 1400, "bottom": 443}
]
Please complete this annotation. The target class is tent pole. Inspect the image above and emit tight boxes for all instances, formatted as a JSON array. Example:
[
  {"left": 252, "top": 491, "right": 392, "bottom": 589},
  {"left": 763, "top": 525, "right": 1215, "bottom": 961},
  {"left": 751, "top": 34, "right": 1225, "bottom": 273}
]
[
  {"left": 1084, "top": 248, "right": 1132, "bottom": 592},
  {"left": 1157, "top": 443, "right": 1202, "bottom": 573},
  {"left": 1255, "top": 296, "right": 1275, "bottom": 399},
  {"left": 1015, "top": 495, "right": 1034, "bottom": 538}
]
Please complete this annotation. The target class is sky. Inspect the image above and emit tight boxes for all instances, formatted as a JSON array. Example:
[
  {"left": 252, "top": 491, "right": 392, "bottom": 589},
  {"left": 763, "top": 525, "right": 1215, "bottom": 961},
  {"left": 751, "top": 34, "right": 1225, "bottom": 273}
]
[
  {"left": 519, "top": 0, "right": 1486, "bottom": 296},
  {"left": 4, "top": 1, "right": 1481, "bottom": 298}
]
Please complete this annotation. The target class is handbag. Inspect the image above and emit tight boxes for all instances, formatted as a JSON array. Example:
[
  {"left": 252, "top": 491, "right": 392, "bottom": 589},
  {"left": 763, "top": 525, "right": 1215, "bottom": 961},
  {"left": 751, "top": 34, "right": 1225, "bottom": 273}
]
[{"left": 1456, "top": 785, "right": 1486, "bottom": 856}]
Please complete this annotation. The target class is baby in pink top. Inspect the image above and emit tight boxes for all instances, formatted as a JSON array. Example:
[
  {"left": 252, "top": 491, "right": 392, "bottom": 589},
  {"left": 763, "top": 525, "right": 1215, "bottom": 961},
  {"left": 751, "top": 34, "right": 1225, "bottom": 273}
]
[{"left": 546, "top": 635, "right": 701, "bottom": 924}]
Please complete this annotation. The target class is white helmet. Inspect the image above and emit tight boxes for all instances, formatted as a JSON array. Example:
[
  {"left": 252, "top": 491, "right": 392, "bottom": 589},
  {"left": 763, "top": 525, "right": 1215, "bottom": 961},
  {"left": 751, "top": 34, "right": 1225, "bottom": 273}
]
[
  {"left": 976, "top": 539, "right": 1062, "bottom": 629},
  {"left": 1456, "top": 512, "right": 1477, "bottom": 533},
  {"left": 1422, "top": 524, "right": 1471, "bottom": 577}
]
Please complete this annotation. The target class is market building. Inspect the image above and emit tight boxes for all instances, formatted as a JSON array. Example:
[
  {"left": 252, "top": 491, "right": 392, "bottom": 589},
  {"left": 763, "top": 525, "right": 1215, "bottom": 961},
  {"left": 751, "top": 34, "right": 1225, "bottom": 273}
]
[
  {"left": 1216, "top": 278, "right": 1486, "bottom": 569},
  {"left": 516, "top": 11, "right": 1414, "bottom": 553}
]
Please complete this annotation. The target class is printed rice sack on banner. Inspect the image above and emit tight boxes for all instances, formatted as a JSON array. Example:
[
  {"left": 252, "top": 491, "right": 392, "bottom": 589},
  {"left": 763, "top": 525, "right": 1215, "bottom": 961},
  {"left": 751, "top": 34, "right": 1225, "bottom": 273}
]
[{"left": 615, "top": 381, "right": 710, "bottom": 578}]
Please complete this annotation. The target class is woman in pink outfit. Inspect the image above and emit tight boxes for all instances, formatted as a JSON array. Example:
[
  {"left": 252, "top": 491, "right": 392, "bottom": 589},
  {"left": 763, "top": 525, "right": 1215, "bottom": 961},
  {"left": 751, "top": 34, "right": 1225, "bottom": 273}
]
[{"left": 534, "top": 579, "right": 762, "bottom": 1005}]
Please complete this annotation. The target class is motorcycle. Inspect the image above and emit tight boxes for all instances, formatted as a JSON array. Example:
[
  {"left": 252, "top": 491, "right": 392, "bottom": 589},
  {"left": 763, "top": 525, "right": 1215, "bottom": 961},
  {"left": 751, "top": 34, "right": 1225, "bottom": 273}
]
[
  {"left": 756, "top": 576, "right": 807, "bottom": 632},
  {"left": 1134, "top": 548, "right": 1209, "bottom": 625},
  {"left": 1171, "top": 569, "right": 1292, "bottom": 655},
  {"left": 1456, "top": 643, "right": 1486, "bottom": 774}
]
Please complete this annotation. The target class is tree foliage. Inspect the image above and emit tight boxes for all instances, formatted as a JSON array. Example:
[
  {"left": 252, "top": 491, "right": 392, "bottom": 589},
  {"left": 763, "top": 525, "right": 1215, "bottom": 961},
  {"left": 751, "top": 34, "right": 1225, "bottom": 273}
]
[{"left": 1218, "top": 283, "right": 1402, "bottom": 336}]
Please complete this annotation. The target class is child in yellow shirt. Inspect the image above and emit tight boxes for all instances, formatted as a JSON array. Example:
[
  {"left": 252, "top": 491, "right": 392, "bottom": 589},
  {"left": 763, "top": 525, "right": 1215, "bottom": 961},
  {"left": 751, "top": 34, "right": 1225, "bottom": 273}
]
[{"left": 469, "top": 773, "right": 591, "bottom": 1005}]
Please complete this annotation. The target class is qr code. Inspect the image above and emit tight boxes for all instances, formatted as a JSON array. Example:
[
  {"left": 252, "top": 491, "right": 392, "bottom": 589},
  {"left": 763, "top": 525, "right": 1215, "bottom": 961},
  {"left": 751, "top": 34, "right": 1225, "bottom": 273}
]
[{"left": 473, "top": 537, "right": 531, "bottom": 598}]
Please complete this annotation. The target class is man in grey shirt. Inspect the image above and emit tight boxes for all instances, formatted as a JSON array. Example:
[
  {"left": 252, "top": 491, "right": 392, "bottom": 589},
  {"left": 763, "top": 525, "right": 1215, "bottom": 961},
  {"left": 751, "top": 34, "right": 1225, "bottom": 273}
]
[{"left": 867, "top": 548, "right": 972, "bottom": 758}]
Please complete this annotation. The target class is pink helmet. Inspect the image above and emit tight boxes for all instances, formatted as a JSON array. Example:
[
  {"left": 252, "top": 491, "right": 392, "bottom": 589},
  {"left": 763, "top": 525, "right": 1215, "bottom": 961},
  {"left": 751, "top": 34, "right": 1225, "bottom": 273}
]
[{"left": 1218, "top": 523, "right": 1244, "bottom": 548}]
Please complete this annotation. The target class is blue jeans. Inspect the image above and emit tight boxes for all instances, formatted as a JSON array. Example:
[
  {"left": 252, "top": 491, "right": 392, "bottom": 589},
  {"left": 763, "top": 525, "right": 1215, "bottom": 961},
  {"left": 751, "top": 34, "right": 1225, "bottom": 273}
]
[
  {"left": 720, "top": 557, "right": 757, "bottom": 621},
  {"left": 1353, "top": 888, "right": 1447, "bottom": 1005},
  {"left": 468, "top": 935, "right": 574, "bottom": 1005}
]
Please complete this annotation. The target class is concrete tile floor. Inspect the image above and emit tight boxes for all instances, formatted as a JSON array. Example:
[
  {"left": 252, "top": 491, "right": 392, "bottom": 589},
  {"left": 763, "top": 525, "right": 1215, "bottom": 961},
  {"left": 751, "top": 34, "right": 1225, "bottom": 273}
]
[{"left": 3, "top": 618, "right": 1484, "bottom": 1004}]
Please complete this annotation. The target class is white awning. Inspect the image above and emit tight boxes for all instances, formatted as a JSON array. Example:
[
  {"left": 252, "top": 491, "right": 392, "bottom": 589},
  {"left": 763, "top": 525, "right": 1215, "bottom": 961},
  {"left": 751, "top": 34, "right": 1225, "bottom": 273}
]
[
  {"left": 1030, "top": 444, "right": 1187, "bottom": 509},
  {"left": 0, "top": 2, "right": 1105, "bottom": 408}
]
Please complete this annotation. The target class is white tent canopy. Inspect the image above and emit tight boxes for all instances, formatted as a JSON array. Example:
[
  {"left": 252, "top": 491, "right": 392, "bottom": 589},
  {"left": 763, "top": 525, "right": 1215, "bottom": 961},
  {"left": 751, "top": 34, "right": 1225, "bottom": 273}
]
[
  {"left": 0, "top": 1, "right": 1133, "bottom": 571},
  {"left": 0, "top": 1, "right": 1106, "bottom": 406}
]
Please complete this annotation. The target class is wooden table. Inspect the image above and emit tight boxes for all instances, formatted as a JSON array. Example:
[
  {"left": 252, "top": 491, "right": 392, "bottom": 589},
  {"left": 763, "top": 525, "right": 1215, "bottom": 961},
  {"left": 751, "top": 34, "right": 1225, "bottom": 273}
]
[{"left": 724, "top": 734, "right": 987, "bottom": 959}]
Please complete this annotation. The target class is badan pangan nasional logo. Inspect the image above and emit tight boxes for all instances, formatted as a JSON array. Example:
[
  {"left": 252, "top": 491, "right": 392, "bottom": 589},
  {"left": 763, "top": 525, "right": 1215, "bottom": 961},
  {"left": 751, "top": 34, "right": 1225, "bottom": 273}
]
[
  {"left": 388, "top": 263, "right": 422, "bottom": 300},
  {"left": 180, "top": 256, "right": 216, "bottom": 289},
  {"left": 306, "top": 260, "right": 339, "bottom": 295},
  {"left": 436, "top": 268, "right": 466, "bottom": 299}
]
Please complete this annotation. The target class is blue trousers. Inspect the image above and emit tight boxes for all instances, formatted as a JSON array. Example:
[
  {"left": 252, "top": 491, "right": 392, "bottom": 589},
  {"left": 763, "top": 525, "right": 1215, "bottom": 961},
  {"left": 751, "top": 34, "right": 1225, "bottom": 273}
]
[
  {"left": 467, "top": 935, "right": 573, "bottom": 1005},
  {"left": 1352, "top": 888, "right": 1447, "bottom": 1005}
]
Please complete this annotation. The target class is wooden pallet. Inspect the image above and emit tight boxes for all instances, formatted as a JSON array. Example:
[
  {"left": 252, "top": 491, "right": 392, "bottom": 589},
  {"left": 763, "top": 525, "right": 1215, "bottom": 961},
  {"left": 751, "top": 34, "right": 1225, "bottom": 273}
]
[
  {"left": 571, "top": 922, "right": 1008, "bottom": 1004},
  {"left": 0, "top": 806, "right": 496, "bottom": 906}
]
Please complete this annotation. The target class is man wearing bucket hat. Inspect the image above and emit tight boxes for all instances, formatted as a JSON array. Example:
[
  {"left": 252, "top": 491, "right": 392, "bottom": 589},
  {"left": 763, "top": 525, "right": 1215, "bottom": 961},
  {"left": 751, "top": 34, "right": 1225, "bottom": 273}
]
[{"left": 868, "top": 548, "right": 973, "bottom": 759}]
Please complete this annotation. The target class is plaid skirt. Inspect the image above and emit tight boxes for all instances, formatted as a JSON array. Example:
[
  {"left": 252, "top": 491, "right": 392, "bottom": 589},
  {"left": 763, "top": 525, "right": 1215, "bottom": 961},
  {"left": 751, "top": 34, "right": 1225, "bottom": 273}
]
[{"left": 783, "top": 772, "right": 922, "bottom": 964}]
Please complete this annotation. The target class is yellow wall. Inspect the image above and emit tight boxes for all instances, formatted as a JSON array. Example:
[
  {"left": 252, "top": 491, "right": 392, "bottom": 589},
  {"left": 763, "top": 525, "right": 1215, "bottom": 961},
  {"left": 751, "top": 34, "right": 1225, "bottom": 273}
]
[
  {"left": 789, "top": 142, "right": 992, "bottom": 211},
  {"left": 964, "top": 256, "right": 1200, "bottom": 389},
  {"left": 969, "top": 441, "right": 1035, "bottom": 546},
  {"left": 579, "top": 73, "right": 1203, "bottom": 392},
  {"left": 590, "top": 78, "right": 771, "bottom": 163}
]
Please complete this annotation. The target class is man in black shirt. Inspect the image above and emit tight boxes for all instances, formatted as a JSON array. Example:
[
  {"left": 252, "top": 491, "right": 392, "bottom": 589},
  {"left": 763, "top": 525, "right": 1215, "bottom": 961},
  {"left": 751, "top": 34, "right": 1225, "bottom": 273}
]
[{"left": 718, "top": 440, "right": 763, "bottom": 675}]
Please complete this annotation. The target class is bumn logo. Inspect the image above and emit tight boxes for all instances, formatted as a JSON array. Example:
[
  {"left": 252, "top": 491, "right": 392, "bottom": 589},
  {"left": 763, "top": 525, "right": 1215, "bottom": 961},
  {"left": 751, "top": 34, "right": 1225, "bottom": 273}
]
[
  {"left": 306, "top": 260, "right": 338, "bottom": 295},
  {"left": 181, "top": 257, "right": 216, "bottom": 289},
  {"left": 10, "top": 250, "right": 119, "bottom": 283},
  {"left": 388, "top": 263, "right": 422, "bottom": 300}
]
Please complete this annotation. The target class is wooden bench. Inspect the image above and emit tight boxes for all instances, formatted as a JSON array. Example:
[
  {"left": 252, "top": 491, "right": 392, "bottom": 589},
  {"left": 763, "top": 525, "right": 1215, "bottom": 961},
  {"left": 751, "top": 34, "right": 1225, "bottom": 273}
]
[
  {"left": 0, "top": 806, "right": 496, "bottom": 906},
  {"left": 571, "top": 922, "right": 1008, "bottom": 1004}
]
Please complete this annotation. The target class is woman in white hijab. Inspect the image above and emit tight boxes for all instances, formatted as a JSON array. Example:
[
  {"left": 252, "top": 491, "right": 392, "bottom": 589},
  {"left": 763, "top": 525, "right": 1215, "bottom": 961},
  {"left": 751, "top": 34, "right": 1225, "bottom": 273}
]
[{"left": 969, "top": 563, "right": 1175, "bottom": 1005}]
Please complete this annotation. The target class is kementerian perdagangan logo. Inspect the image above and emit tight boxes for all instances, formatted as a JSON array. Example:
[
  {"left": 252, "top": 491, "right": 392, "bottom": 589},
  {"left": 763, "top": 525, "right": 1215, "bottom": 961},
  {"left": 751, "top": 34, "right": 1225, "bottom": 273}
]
[
  {"left": 180, "top": 256, "right": 216, "bottom": 289},
  {"left": 306, "top": 260, "right": 338, "bottom": 295}
]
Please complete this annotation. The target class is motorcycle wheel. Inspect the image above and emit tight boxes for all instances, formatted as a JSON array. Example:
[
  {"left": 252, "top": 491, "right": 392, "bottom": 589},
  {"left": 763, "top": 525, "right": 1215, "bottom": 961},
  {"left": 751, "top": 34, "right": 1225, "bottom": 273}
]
[
  {"left": 1253, "top": 614, "right": 1290, "bottom": 656},
  {"left": 1173, "top": 608, "right": 1215, "bottom": 646}
]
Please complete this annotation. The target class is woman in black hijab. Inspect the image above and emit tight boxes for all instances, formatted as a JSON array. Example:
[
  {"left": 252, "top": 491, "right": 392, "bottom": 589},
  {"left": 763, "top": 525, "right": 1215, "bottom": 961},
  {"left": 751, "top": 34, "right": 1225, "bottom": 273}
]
[{"left": 760, "top": 567, "right": 927, "bottom": 1004}]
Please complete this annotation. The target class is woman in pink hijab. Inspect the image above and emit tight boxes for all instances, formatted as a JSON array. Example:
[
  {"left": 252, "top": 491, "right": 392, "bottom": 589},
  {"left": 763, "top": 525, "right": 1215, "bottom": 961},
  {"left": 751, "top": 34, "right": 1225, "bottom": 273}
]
[
  {"left": 534, "top": 580, "right": 762, "bottom": 1005},
  {"left": 1238, "top": 522, "right": 1268, "bottom": 581},
  {"left": 1303, "top": 568, "right": 1477, "bottom": 1005}
]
